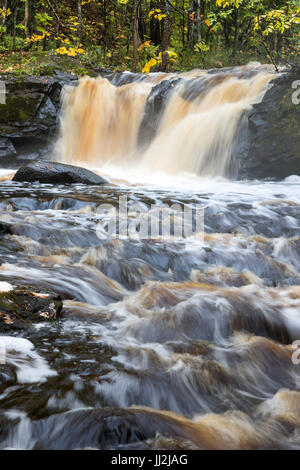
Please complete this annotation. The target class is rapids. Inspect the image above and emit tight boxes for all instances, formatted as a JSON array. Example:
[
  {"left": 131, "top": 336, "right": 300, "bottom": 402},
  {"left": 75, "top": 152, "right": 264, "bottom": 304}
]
[{"left": 0, "top": 64, "right": 300, "bottom": 450}]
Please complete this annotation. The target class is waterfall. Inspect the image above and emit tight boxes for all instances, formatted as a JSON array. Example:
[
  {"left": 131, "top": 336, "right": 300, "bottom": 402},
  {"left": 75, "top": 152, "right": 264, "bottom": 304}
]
[{"left": 56, "top": 63, "right": 276, "bottom": 178}]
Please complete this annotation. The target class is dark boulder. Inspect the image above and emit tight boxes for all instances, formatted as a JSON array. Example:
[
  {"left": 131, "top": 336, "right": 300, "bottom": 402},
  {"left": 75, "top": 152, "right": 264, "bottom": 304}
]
[
  {"left": 0, "top": 73, "right": 77, "bottom": 164},
  {"left": 138, "top": 78, "right": 181, "bottom": 148},
  {"left": 0, "top": 222, "right": 11, "bottom": 235},
  {"left": 236, "top": 67, "right": 300, "bottom": 179},
  {"left": 0, "top": 364, "right": 16, "bottom": 390},
  {"left": 13, "top": 160, "right": 108, "bottom": 185},
  {"left": 0, "top": 286, "right": 63, "bottom": 333}
]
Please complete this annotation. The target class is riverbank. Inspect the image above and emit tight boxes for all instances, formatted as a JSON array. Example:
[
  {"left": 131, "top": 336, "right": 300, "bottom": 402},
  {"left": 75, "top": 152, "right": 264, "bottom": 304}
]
[{"left": 0, "top": 48, "right": 292, "bottom": 79}]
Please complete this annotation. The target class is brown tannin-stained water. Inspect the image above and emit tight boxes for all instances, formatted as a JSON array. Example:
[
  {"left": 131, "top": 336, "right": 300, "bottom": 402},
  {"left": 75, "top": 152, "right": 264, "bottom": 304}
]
[
  {"left": 0, "top": 64, "right": 300, "bottom": 450},
  {"left": 56, "top": 63, "right": 275, "bottom": 177}
]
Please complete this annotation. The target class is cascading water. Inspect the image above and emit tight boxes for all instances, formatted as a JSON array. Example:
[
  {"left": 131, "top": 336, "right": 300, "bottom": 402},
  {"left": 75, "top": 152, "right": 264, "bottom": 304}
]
[
  {"left": 0, "top": 63, "right": 300, "bottom": 450},
  {"left": 56, "top": 63, "right": 275, "bottom": 177}
]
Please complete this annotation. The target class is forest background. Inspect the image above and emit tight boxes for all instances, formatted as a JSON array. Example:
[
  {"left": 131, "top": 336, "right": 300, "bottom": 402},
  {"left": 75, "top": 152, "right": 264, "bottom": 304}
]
[{"left": 0, "top": 0, "right": 299, "bottom": 77}]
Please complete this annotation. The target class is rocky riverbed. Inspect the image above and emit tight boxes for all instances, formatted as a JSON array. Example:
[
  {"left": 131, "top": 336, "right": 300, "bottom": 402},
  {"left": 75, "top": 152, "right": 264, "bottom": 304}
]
[{"left": 0, "top": 65, "right": 299, "bottom": 450}]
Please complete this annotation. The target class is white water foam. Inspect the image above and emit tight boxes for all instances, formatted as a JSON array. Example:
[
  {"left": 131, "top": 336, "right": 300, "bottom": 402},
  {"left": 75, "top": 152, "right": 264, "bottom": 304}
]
[{"left": 0, "top": 336, "right": 57, "bottom": 384}]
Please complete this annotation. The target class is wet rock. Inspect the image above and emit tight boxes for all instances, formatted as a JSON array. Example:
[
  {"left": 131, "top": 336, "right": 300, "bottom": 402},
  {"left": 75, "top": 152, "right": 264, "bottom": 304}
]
[
  {"left": 0, "top": 364, "right": 16, "bottom": 390},
  {"left": 0, "top": 74, "right": 77, "bottom": 163},
  {"left": 138, "top": 78, "right": 181, "bottom": 148},
  {"left": 109, "top": 71, "right": 147, "bottom": 86},
  {"left": 0, "top": 287, "right": 63, "bottom": 333},
  {"left": 236, "top": 66, "right": 300, "bottom": 179},
  {"left": 0, "top": 138, "right": 16, "bottom": 159},
  {"left": 0, "top": 222, "right": 11, "bottom": 235},
  {"left": 13, "top": 160, "right": 108, "bottom": 185},
  {"left": 28, "top": 407, "right": 197, "bottom": 449}
]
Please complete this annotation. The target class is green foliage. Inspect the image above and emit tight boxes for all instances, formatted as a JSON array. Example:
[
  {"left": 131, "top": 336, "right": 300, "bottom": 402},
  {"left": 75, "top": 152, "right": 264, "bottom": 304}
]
[
  {"left": 0, "top": 0, "right": 298, "bottom": 75},
  {"left": 0, "top": 35, "right": 26, "bottom": 52}
]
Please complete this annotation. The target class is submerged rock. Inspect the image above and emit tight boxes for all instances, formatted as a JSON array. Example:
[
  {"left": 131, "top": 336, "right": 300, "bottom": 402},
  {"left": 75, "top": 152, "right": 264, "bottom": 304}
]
[
  {"left": 0, "top": 287, "right": 63, "bottom": 333},
  {"left": 13, "top": 160, "right": 108, "bottom": 185}
]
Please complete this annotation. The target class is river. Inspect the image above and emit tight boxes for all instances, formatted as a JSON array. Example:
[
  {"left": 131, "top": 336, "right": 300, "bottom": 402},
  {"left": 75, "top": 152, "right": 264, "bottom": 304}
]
[{"left": 0, "top": 64, "right": 299, "bottom": 450}]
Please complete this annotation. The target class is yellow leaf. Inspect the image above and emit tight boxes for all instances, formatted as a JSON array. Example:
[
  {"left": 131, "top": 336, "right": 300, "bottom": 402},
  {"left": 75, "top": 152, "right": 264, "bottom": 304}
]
[
  {"left": 142, "top": 57, "right": 157, "bottom": 74},
  {"left": 138, "top": 40, "right": 151, "bottom": 51}
]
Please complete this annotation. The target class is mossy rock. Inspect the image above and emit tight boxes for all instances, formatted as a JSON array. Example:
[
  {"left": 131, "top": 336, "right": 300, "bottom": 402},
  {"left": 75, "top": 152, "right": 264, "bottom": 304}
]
[
  {"left": 38, "top": 64, "right": 57, "bottom": 76},
  {"left": 0, "top": 73, "right": 75, "bottom": 158},
  {"left": 0, "top": 93, "right": 44, "bottom": 124}
]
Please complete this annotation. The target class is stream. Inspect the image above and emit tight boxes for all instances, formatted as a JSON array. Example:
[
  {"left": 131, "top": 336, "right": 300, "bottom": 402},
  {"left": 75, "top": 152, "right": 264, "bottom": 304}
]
[{"left": 0, "top": 64, "right": 300, "bottom": 450}]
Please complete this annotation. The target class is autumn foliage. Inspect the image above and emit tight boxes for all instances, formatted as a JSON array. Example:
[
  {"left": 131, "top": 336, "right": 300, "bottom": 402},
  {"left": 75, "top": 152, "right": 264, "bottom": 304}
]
[{"left": 0, "top": 0, "right": 299, "bottom": 73}]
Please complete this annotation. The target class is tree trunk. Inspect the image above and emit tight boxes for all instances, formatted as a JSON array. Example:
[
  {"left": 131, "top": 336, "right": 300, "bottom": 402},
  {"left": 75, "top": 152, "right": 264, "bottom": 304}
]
[
  {"left": 273, "top": 32, "right": 278, "bottom": 54},
  {"left": 180, "top": 0, "right": 185, "bottom": 46},
  {"left": 233, "top": 8, "right": 239, "bottom": 57},
  {"left": 138, "top": 0, "right": 145, "bottom": 42},
  {"left": 1, "top": 0, "right": 8, "bottom": 27},
  {"left": 150, "top": 1, "right": 160, "bottom": 45},
  {"left": 78, "top": 0, "right": 82, "bottom": 43},
  {"left": 196, "top": 0, "right": 201, "bottom": 44},
  {"left": 132, "top": 0, "right": 138, "bottom": 73},
  {"left": 161, "top": 0, "right": 171, "bottom": 71},
  {"left": 223, "top": 19, "right": 230, "bottom": 48},
  {"left": 187, "top": 0, "right": 194, "bottom": 49},
  {"left": 13, "top": 2, "right": 18, "bottom": 49},
  {"left": 24, "top": 0, "right": 29, "bottom": 38}
]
